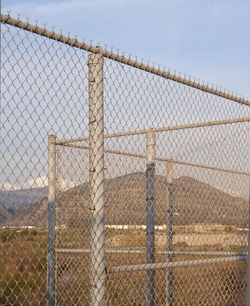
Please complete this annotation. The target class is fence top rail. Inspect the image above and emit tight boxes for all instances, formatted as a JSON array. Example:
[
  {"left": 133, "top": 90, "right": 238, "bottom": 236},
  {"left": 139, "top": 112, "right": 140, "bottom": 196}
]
[
  {"left": 56, "top": 117, "right": 250, "bottom": 145},
  {"left": 1, "top": 14, "right": 250, "bottom": 108}
]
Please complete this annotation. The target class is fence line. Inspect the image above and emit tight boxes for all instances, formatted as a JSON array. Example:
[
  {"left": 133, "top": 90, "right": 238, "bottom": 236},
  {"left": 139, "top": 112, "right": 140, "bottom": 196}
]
[
  {"left": 110, "top": 255, "right": 247, "bottom": 273},
  {"left": 1, "top": 13, "right": 249, "bottom": 306},
  {"left": 56, "top": 116, "right": 250, "bottom": 144},
  {"left": 55, "top": 248, "right": 248, "bottom": 257},
  {"left": 56, "top": 142, "right": 250, "bottom": 177},
  {"left": 156, "top": 156, "right": 250, "bottom": 177},
  {"left": 1, "top": 14, "right": 249, "bottom": 107}
]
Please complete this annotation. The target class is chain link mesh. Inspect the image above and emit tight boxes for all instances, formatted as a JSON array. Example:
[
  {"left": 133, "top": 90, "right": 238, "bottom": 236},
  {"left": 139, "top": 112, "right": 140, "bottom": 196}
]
[{"left": 1, "top": 14, "right": 250, "bottom": 306}]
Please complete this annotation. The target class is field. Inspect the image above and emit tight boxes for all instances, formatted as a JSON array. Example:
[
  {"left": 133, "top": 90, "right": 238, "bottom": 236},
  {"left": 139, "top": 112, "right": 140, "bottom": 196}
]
[
  {"left": 0, "top": 226, "right": 247, "bottom": 305},
  {"left": 0, "top": 228, "right": 47, "bottom": 305}
]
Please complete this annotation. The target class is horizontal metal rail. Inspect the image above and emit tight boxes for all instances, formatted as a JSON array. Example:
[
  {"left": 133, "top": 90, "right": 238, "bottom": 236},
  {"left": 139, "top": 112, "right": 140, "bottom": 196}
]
[
  {"left": 156, "top": 156, "right": 250, "bottom": 177},
  {"left": 56, "top": 142, "right": 250, "bottom": 176},
  {"left": 56, "top": 117, "right": 250, "bottom": 144},
  {"left": 58, "top": 142, "right": 147, "bottom": 160},
  {"left": 1, "top": 14, "right": 249, "bottom": 107},
  {"left": 110, "top": 255, "right": 247, "bottom": 273},
  {"left": 55, "top": 248, "right": 247, "bottom": 257}
]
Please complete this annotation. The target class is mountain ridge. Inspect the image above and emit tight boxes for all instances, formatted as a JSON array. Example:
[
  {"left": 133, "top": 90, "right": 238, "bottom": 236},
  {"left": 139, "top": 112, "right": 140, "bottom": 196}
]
[{"left": 3, "top": 172, "right": 247, "bottom": 227}]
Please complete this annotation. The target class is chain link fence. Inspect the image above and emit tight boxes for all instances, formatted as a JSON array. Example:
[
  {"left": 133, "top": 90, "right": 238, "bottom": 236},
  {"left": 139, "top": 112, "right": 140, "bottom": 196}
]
[{"left": 1, "top": 14, "right": 250, "bottom": 306}]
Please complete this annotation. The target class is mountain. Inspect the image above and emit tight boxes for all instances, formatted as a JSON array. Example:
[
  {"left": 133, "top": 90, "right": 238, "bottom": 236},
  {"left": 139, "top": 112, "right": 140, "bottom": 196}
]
[
  {"left": 6, "top": 173, "right": 248, "bottom": 228},
  {"left": 21, "top": 176, "right": 77, "bottom": 190},
  {"left": 0, "top": 187, "right": 47, "bottom": 224},
  {"left": 0, "top": 177, "right": 78, "bottom": 224}
]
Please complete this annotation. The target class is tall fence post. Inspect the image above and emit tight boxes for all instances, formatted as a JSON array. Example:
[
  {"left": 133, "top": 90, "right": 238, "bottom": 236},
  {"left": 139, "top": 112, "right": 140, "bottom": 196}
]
[
  {"left": 146, "top": 129, "right": 156, "bottom": 306},
  {"left": 166, "top": 160, "right": 174, "bottom": 306},
  {"left": 48, "top": 134, "right": 56, "bottom": 306},
  {"left": 88, "top": 51, "right": 106, "bottom": 306}
]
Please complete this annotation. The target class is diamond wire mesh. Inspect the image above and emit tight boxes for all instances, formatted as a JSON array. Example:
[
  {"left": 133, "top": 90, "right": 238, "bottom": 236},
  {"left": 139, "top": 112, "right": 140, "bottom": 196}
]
[
  {"left": 1, "top": 20, "right": 90, "bottom": 305},
  {"left": 1, "top": 15, "right": 250, "bottom": 306}
]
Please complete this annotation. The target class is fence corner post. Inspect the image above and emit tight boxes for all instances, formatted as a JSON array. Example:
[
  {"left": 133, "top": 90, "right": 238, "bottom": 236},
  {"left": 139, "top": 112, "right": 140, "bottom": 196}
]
[
  {"left": 48, "top": 134, "right": 56, "bottom": 306},
  {"left": 88, "top": 50, "right": 106, "bottom": 306},
  {"left": 146, "top": 129, "right": 156, "bottom": 306}
]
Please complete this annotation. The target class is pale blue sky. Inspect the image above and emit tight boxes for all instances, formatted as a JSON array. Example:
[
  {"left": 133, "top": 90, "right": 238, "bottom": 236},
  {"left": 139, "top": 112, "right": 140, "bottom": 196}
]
[
  {"left": 2, "top": 0, "right": 250, "bottom": 97},
  {"left": 1, "top": 0, "right": 249, "bottom": 198}
]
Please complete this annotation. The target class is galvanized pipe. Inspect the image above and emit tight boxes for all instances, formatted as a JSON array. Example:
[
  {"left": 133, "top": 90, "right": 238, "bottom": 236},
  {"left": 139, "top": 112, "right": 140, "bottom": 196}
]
[
  {"left": 88, "top": 52, "right": 106, "bottom": 306},
  {"left": 156, "top": 156, "right": 250, "bottom": 177},
  {"left": 56, "top": 142, "right": 250, "bottom": 177},
  {"left": 55, "top": 248, "right": 248, "bottom": 257},
  {"left": 146, "top": 129, "right": 156, "bottom": 306},
  {"left": 56, "top": 117, "right": 250, "bottom": 144},
  {"left": 1, "top": 14, "right": 250, "bottom": 107},
  {"left": 110, "top": 255, "right": 247, "bottom": 273},
  {"left": 48, "top": 135, "right": 56, "bottom": 306},
  {"left": 166, "top": 161, "right": 174, "bottom": 306}
]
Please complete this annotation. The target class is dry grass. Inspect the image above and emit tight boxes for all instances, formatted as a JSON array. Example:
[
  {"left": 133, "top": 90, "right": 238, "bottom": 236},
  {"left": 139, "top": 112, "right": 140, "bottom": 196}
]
[{"left": 0, "top": 228, "right": 247, "bottom": 305}]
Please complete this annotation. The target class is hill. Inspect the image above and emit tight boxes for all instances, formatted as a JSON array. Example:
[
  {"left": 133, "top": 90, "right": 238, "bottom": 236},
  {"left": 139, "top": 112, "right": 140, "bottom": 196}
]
[
  {"left": 5, "top": 173, "right": 248, "bottom": 227},
  {"left": 0, "top": 187, "right": 47, "bottom": 224}
]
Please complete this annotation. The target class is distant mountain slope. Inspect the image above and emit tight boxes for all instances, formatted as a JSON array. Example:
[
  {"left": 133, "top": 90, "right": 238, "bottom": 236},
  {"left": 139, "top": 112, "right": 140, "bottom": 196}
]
[
  {"left": 7, "top": 173, "right": 248, "bottom": 227},
  {"left": 0, "top": 187, "right": 47, "bottom": 224}
]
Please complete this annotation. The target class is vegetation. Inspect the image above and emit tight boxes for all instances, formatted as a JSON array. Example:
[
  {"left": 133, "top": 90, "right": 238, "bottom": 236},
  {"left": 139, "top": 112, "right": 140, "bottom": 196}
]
[
  {"left": 0, "top": 228, "right": 47, "bottom": 305},
  {"left": 0, "top": 227, "right": 247, "bottom": 305}
]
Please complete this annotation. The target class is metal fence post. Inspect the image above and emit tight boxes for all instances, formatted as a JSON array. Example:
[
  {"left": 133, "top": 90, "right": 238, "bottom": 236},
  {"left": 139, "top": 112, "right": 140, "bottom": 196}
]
[
  {"left": 166, "top": 160, "right": 174, "bottom": 306},
  {"left": 146, "top": 129, "right": 156, "bottom": 306},
  {"left": 48, "top": 134, "right": 56, "bottom": 306},
  {"left": 88, "top": 51, "right": 106, "bottom": 306},
  {"left": 247, "top": 181, "right": 250, "bottom": 306}
]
